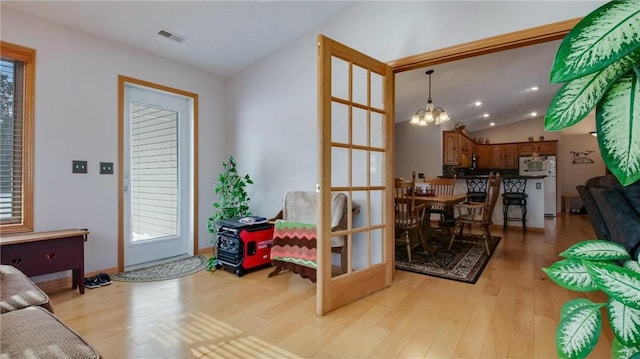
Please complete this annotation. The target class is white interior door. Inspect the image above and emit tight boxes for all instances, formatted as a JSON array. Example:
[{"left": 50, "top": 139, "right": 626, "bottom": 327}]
[
  {"left": 122, "top": 83, "right": 193, "bottom": 268},
  {"left": 317, "top": 35, "right": 394, "bottom": 315}
]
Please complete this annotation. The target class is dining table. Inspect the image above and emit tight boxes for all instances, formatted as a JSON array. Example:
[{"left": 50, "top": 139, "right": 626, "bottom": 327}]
[{"left": 413, "top": 193, "right": 468, "bottom": 249}]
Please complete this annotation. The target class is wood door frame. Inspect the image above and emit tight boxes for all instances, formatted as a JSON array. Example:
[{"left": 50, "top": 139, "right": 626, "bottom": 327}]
[
  {"left": 117, "top": 75, "right": 199, "bottom": 272},
  {"left": 389, "top": 18, "right": 579, "bottom": 74}
]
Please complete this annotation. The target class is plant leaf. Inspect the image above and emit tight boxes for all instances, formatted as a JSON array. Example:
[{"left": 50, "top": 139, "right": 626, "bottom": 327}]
[
  {"left": 608, "top": 298, "right": 640, "bottom": 347},
  {"left": 596, "top": 69, "right": 640, "bottom": 186},
  {"left": 551, "top": 1, "right": 640, "bottom": 83},
  {"left": 559, "top": 240, "right": 631, "bottom": 261},
  {"left": 542, "top": 258, "right": 598, "bottom": 291},
  {"left": 585, "top": 261, "right": 640, "bottom": 310},
  {"left": 561, "top": 298, "right": 598, "bottom": 320},
  {"left": 625, "top": 260, "right": 640, "bottom": 273},
  {"left": 546, "top": 51, "right": 640, "bottom": 131},
  {"left": 556, "top": 301, "right": 603, "bottom": 359},
  {"left": 612, "top": 337, "right": 640, "bottom": 359}
]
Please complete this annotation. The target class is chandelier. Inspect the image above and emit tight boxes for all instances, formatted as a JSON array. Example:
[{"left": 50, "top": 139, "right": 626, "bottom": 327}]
[{"left": 410, "top": 69, "right": 450, "bottom": 126}]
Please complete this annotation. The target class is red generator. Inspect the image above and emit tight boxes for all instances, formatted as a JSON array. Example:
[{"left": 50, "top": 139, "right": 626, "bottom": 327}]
[{"left": 216, "top": 218, "right": 274, "bottom": 277}]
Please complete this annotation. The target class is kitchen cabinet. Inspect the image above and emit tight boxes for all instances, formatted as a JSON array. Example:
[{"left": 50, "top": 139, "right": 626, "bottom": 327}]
[
  {"left": 443, "top": 131, "right": 473, "bottom": 167},
  {"left": 518, "top": 140, "right": 558, "bottom": 156},
  {"left": 476, "top": 145, "right": 491, "bottom": 169},
  {"left": 489, "top": 144, "right": 518, "bottom": 169}
]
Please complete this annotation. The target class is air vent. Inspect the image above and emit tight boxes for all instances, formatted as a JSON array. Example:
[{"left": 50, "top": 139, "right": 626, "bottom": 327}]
[{"left": 158, "top": 29, "right": 185, "bottom": 43}]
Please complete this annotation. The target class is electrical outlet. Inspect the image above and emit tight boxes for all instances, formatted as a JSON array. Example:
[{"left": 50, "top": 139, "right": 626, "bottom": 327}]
[
  {"left": 100, "top": 162, "right": 114, "bottom": 175},
  {"left": 72, "top": 160, "right": 87, "bottom": 174},
  {"left": 536, "top": 182, "right": 541, "bottom": 190}
]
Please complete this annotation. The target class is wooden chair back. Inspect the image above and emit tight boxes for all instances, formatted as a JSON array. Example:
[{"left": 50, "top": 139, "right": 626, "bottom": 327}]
[
  {"left": 394, "top": 177, "right": 420, "bottom": 228},
  {"left": 424, "top": 175, "right": 456, "bottom": 196},
  {"left": 482, "top": 173, "right": 502, "bottom": 225}
]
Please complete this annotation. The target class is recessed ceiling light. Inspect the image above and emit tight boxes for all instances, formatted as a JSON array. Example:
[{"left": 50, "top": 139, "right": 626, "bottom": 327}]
[
  {"left": 530, "top": 86, "right": 539, "bottom": 91},
  {"left": 483, "top": 113, "right": 490, "bottom": 118},
  {"left": 490, "top": 122, "right": 496, "bottom": 126},
  {"left": 474, "top": 101, "right": 482, "bottom": 107},
  {"left": 530, "top": 111, "right": 538, "bottom": 117}
]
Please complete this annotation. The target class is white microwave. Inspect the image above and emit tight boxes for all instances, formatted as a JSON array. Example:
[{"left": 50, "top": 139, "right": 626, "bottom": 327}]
[{"left": 519, "top": 156, "right": 555, "bottom": 176}]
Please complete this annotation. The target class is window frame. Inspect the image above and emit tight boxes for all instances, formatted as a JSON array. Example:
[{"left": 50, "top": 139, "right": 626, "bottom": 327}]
[{"left": 1, "top": 41, "right": 35, "bottom": 234}]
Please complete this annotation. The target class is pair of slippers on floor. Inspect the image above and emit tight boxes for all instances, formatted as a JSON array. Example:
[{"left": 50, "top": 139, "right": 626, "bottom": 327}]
[{"left": 84, "top": 273, "right": 111, "bottom": 289}]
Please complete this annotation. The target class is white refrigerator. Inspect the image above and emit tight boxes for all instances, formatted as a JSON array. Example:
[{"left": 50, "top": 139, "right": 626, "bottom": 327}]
[{"left": 519, "top": 155, "right": 557, "bottom": 217}]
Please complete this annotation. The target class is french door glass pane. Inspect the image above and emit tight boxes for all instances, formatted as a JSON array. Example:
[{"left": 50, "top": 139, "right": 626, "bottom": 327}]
[{"left": 130, "top": 102, "right": 178, "bottom": 241}]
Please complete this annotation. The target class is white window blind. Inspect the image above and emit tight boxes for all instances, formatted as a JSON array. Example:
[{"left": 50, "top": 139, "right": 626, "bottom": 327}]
[
  {"left": 130, "top": 102, "right": 179, "bottom": 241},
  {"left": 0, "top": 58, "right": 24, "bottom": 225}
]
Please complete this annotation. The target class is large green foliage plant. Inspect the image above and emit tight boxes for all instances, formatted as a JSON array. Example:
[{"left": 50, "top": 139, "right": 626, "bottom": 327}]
[
  {"left": 543, "top": 2, "right": 640, "bottom": 358},
  {"left": 206, "top": 156, "right": 253, "bottom": 270},
  {"left": 544, "top": 1, "right": 640, "bottom": 186}
]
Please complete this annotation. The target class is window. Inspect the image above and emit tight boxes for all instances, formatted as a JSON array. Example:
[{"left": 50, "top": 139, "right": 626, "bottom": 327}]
[{"left": 1, "top": 42, "right": 34, "bottom": 233}]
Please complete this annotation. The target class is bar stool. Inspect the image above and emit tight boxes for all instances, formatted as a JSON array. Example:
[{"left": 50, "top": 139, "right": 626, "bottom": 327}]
[
  {"left": 502, "top": 177, "right": 528, "bottom": 233},
  {"left": 465, "top": 177, "right": 488, "bottom": 203}
]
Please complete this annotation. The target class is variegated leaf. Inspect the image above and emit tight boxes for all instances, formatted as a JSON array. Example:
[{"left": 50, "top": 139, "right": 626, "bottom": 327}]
[
  {"left": 597, "top": 69, "right": 640, "bottom": 186},
  {"left": 556, "top": 302, "right": 603, "bottom": 359},
  {"left": 612, "top": 337, "right": 640, "bottom": 359},
  {"left": 546, "top": 51, "right": 640, "bottom": 131},
  {"left": 559, "top": 240, "right": 630, "bottom": 261},
  {"left": 551, "top": 1, "right": 640, "bottom": 83},
  {"left": 585, "top": 261, "right": 640, "bottom": 310},
  {"left": 625, "top": 260, "right": 640, "bottom": 273},
  {"left": 543, "top": 258, "right": 598, "bottom": 292},
  {"left": 561, "top": 298, "right": 598, "bottom": 320},
  {"left": 609, "top": 298, "right": 640, "bottom": 347}
]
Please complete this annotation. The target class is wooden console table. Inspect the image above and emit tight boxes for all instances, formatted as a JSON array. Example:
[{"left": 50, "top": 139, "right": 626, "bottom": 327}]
[{"left": 0, "top": 229, "right": 89, "bottom": 294}]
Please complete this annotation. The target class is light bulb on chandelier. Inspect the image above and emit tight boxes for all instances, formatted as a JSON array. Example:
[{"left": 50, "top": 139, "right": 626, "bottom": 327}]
[{"left": 410, "top": 69, "right": 450, "bottom": 126}]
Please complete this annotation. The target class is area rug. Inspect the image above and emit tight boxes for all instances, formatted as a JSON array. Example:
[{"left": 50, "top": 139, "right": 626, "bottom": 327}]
[
  {"left": 111, "top": 255, "right": 208, "bottom": 282},
  {"left": 395, "top": 235, "right": 501, "bottom": 284}
]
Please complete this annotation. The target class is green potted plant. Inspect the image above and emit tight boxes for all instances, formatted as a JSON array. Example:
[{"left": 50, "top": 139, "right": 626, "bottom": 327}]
[
  {"left": 543, "top": 1, "right": 640, "bottom": 358},
  {"left": 206, "top": 155, "right": 254, "bottom": 270},
  {"left": 544, "top": 1, "right": 640, "bottom": 186}
]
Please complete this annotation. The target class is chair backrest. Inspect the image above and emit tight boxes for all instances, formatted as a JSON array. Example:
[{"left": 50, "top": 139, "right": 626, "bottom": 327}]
[
  {"left": 503, "top": 177, "right": 527, "bottom": 194},
  {"left": 466, "top": 177, "right": 488, "bottom": 193},
  {"left": 482, "top": 173, "right": 502, "bottom": 224},
  {"left": 424, "top": 175, "right": 456, "bottom": 196},
  {"left": 282, "top": 191, "right": 347, "bottom": 229},
  {"left": 394, "top": 177, "right": 423, "bottom": 227}
]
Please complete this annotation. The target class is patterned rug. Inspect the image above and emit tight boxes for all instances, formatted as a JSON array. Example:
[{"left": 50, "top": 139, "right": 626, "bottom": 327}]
[
  {"left": 111, "top": 255, "right": 208, "bottom": 282},
  {"left": 395, "top": 235, "right": 501, "bottom": 284}
]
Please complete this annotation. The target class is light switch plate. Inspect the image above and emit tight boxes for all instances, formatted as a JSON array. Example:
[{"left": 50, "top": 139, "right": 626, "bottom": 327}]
[
  {"left": 536, "top": 183, "right": 541, "bottom": 190},
  {"left": 72, "top": 160, "right": 87, "bottom": 174}
]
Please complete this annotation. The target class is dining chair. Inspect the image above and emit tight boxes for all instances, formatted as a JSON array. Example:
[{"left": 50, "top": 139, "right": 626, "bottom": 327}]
[
  {"left": 423, "top": 175, "right": 456, "bottom": 239},
  {"left": 394, "top": 177, "right": 427, "bottom": 262},
  {"left": 448, "top": 172, "right": 501, "bottom": 254}
]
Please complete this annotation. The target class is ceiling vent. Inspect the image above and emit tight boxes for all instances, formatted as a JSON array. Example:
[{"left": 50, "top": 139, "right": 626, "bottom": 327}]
[{"left": 158, "top": 29, "right": 185, "bottom": 43}]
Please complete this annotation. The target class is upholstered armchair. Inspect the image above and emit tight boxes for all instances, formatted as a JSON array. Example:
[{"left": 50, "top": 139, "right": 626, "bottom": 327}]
[
  {"left": 577, "top": 174, "right": 640, "bottom": 260},
  {"left": 269, "top": 191, "right": 360, "bottom": 276}
]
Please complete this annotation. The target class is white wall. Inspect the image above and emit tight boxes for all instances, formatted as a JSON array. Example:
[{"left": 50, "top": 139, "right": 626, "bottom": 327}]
[
  {"left": 558, "top": 134, "right": 606, "bottom": 210},
  {"left": 394, "top": 121, "right": 442, "bottom": 181},
  {"left": 1, "top": 7, "right": 228, "bottom": 274},
  {"left": 228, "top": 1, "right": 606, "bottom": 217}
]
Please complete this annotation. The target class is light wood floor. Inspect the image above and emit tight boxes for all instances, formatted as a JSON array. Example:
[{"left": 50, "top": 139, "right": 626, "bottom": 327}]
[{"left": 45, "top": 214, "right": 612, "bottom": 359}]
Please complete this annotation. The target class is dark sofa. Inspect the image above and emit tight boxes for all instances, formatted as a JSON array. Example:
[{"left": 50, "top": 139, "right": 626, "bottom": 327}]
[{"left": 577, "top": 174, "right": 640, "bottom": 260}]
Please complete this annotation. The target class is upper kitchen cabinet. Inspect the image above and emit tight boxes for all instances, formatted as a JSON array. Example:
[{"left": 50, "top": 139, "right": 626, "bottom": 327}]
[
  {"left": 518, "top": 140, "right": 558, "bottom": 156},
  {"left": 443, "top": 131, "right": 473, "bottom": 167},
  {"left": 475, "top": 145, "right": 491, "bottom": 169},
  {"left": 489, "top": 143, "right": 518, "bottom": 169}
]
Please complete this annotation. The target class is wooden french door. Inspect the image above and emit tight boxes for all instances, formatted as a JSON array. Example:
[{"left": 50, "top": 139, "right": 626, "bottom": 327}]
[{"left": 317, "top": 35, "right": 394, "bottom": 315}]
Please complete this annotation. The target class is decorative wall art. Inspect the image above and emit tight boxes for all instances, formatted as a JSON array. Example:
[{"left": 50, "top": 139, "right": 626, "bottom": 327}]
[{"left": 570, "top": 150, "right": 595, "bottom": 164}]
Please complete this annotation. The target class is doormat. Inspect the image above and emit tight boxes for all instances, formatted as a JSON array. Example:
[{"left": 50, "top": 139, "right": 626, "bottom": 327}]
[
  {"left": 111, "top": 255, "right": 208, "bottom": 282},
  {"left": 395, "top": 235, "right": 501, "bottom": 284}
]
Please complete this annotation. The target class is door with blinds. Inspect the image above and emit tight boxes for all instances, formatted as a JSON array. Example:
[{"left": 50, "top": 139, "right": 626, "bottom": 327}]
[{"left": 120, "top": 79, "right": 195, "bottom": 269}]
